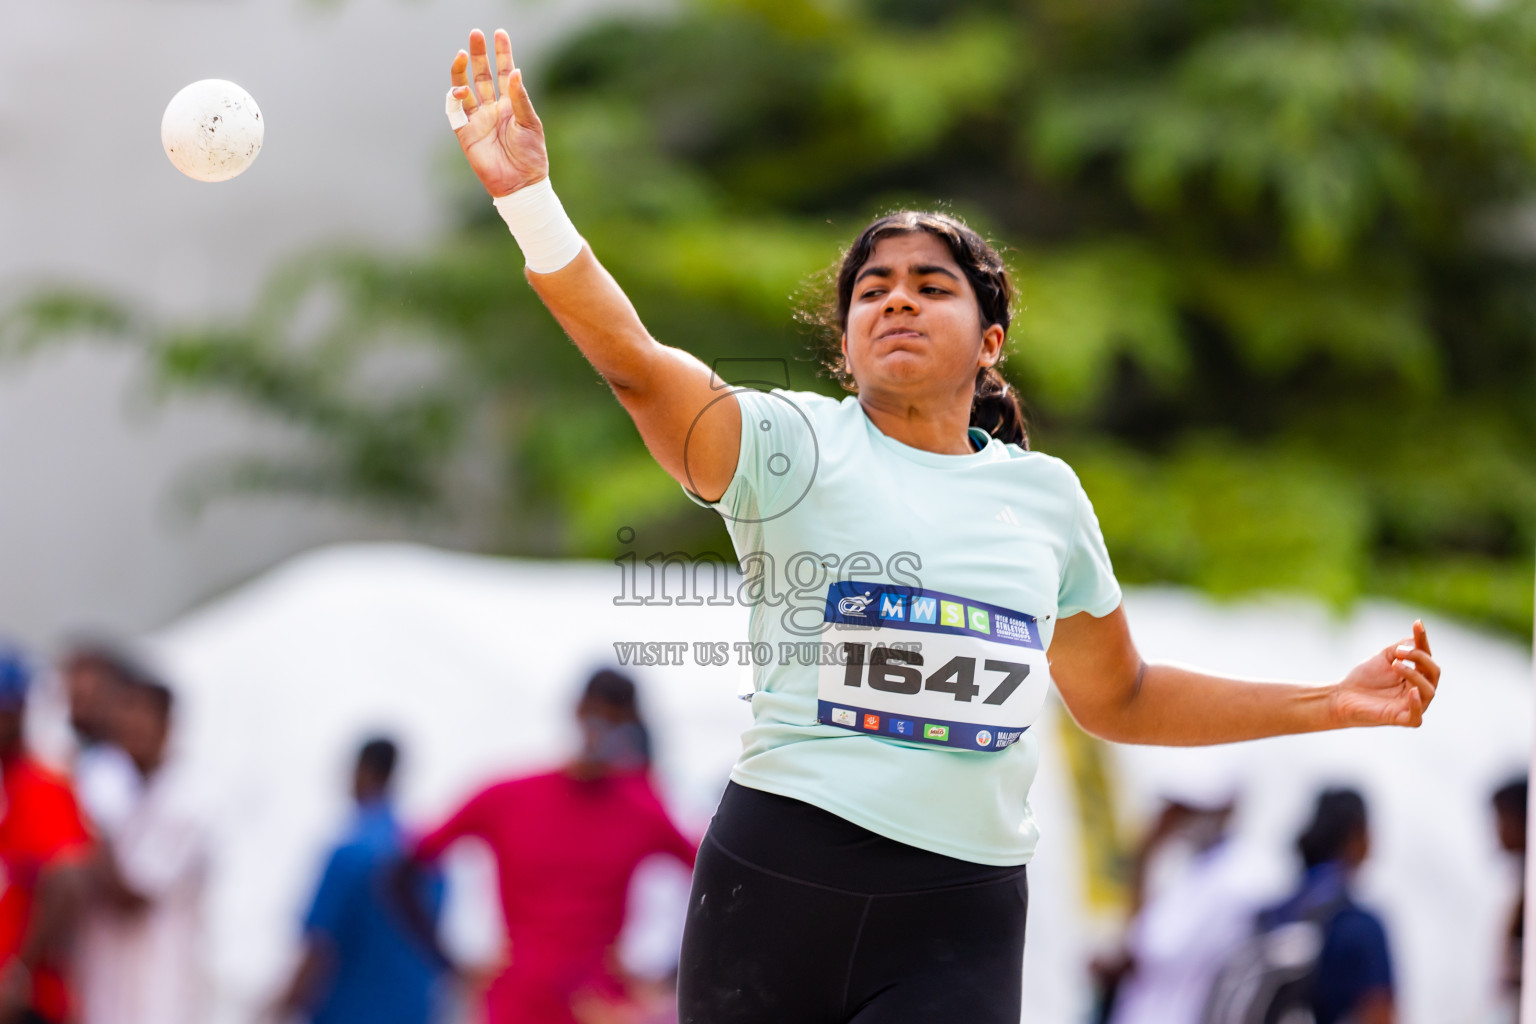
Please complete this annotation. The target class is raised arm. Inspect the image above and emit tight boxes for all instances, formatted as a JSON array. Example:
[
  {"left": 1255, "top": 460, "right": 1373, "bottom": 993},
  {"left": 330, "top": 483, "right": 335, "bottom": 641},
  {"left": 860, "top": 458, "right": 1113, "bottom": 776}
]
[
  {"left": 1048, "top": 609, "right": 1441, "bottom": 746},
  {"left": 448, "top": 28, "right": 740, "bottom": 501}
]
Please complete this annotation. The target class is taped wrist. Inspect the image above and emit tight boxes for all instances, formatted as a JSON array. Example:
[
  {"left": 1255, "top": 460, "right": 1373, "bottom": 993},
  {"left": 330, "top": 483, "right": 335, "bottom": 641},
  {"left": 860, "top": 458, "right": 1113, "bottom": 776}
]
[{"left": 492, "top": 178, "right": 584, "bottom": 275}]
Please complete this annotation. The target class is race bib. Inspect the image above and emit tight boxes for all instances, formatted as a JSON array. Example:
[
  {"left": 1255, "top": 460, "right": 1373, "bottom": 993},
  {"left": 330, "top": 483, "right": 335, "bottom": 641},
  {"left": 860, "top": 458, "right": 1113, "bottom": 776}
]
[{"left": 816, "top": 581, "right": 1050, "bottom": 752}]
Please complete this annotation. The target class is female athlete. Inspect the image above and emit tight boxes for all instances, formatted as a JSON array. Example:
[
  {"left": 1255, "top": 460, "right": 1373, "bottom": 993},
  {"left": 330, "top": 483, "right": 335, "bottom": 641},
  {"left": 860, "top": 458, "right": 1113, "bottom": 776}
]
[{"left": 445, "top": 28, "right": 1442, "bottom": 1024}]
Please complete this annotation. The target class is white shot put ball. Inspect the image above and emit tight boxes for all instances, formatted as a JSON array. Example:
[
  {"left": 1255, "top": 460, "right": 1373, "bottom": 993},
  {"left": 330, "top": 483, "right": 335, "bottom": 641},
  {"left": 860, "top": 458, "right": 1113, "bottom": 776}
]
[{"left": 160, "top": 79, "right": 264, "bottom": 182}]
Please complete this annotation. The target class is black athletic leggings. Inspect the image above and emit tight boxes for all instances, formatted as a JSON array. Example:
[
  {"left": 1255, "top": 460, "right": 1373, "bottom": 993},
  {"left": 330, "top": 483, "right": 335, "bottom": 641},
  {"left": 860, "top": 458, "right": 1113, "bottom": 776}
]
[{"left": 678, "top": 782, "right": 1029, "bottom": 1024}]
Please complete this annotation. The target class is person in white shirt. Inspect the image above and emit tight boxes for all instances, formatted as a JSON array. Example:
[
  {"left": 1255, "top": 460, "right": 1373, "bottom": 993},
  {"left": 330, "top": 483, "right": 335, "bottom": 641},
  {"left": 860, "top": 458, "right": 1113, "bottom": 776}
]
[
  {"left": 1104, "top": 785, "right": 1269, "bottom": 1024},
  {"left": 75, "top": 677, "right": 208, "bottom": 1024},
  {"left": 58, "top": 643, "right": 143, "bottom": 838}
]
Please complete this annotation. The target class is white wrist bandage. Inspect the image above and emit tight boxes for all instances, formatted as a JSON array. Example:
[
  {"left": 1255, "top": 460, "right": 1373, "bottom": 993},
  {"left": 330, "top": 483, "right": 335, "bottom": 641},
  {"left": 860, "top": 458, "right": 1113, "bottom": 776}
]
[{"left": 492, "top": 178, "right": 585, "bottom": 275}]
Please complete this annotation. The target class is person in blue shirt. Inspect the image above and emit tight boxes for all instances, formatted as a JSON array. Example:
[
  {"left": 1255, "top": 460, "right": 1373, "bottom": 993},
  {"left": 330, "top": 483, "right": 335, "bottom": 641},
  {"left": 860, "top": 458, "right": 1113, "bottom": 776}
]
[
  {"left": 274, "top": 738, "right": 445, "bottom": 1024},
  {"left": 1261, "top": 789, "right": 1395, "bottom": 1024}
]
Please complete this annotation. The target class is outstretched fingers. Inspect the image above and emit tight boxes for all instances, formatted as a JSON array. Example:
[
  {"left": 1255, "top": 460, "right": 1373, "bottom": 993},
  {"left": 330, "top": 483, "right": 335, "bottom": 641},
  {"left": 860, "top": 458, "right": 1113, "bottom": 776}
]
[
  {"left": 450, "top": 51, "right": 479, "bottom": 118},
  {"left": 495, "top": 29, "right": 514, "bottom": 103},
  {"left": 506, "top": 67, "right": 540, "bottom": 128},
  {"left": 468, "top": 29, "right": 497, "bottom": 107}
]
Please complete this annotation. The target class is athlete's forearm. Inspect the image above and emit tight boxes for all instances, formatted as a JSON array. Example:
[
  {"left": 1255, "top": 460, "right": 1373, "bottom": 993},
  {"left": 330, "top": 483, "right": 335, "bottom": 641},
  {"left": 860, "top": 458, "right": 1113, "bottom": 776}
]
[
  {"left": 525, "top": 247, "right": 669, "bottom": 391},
  {"left": 1082, "top": 662, "right": 1339, "bottom": 746},
  {"left": 524, "top": 245, "right": 739, "bottom": 497},
  {"left": 1050, "top": 605, "right": 1362, "bottom": 746}
]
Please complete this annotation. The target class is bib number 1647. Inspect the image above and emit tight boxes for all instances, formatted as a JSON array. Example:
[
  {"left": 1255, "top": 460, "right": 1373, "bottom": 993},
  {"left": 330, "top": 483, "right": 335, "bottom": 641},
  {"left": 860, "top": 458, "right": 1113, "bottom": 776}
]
[{"left": 839, "top": 642, "right": 1030, "bottom": 706}]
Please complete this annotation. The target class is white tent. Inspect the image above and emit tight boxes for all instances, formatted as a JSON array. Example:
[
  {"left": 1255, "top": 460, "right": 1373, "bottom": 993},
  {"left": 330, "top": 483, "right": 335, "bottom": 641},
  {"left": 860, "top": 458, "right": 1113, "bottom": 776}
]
[{"left": 130, "top": 543, "right": 1529, "bottom": 1024}]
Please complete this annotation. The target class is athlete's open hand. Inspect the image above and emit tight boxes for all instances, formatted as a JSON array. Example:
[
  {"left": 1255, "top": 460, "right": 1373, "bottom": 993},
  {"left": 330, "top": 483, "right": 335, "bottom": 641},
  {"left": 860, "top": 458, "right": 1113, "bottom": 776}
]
[
  {"left": 1331, "top": 620, "right": 1441, "bottom": 728},
  {"left": 449, "top": 28, "right": 548, "bottom": 198}
]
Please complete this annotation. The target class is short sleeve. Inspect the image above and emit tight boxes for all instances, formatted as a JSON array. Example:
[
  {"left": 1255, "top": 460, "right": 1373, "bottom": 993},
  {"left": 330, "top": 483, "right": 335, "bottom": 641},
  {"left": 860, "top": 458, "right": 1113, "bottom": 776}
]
[
  {"left": 43, "top": 783, "right": 92, "bottom": 858},
  {"left": 22, "top": 777, "right": 92, "bottom": 874},
  {"left": 684, "top": 388, "right": 819, "bottom": 526},
  {"left": 414, "top": 787, "right": 494, "bottom": 862},
  {"left": 303, "top": 847, "right": 362, "bottom": 942},
  {"left": 1057, "top": 473, "right": 1122, "bottom": 618}
]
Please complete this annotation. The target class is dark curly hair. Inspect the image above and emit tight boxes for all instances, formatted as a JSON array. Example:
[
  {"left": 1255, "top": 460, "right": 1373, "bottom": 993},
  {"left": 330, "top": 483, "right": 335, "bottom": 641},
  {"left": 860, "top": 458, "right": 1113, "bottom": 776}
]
[{"left": 801, "top": 210, "right": 1027, "bottom": 448}]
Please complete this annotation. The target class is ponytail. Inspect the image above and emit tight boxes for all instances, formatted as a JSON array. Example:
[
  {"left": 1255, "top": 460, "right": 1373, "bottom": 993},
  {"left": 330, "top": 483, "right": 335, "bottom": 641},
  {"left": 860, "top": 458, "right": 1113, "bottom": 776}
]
[{"left": 972, "top": 366, "right": 1028, "bottom": 449}]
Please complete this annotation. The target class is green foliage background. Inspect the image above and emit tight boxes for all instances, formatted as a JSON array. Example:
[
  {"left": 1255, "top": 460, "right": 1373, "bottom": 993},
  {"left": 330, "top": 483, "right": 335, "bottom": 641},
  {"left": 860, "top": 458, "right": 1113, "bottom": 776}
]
[{"left": 7, "top": 0, "right": 1535, "bottom": 635}]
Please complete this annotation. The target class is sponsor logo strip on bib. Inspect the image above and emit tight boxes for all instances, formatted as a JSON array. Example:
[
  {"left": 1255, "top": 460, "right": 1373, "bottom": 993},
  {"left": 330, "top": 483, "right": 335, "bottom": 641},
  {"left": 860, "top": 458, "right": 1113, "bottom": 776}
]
[
  {"left": 818, "top": 700, "right": 1025, "bottom": 751},
  {"left": 824, "top": 582, "right": 1043, "bottom": 649},
  {"left": 816, "top": 582, "right": 1050, "bottom": 752}
]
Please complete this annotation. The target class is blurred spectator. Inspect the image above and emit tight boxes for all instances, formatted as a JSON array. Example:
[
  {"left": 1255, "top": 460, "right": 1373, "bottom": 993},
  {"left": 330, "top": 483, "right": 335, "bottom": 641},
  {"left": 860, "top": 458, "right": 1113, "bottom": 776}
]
[
  {"left": 1096, "top": 788, "right": 1260, "bottom": 1024},
  {"left": 1492, "top": 776, "right": 1526, "bottom": 1014},
  {"left": 271, "top": 737, "right": 446, "bottom": 1024},
  {"left": 58, "top": 643, "right": 142, "bottom": 838},
  {"left": 1213, "top": 788, "right": 1394, "bottom": 1024},
  {"left": 0, "top": 642, "right": 92, "bottom": 1024},
  {"left": 405, "top": 669, "right": 695, "bottom": 1024},
  {"left": 75, "top": 677, "right": 210, "bottom": 1024}
]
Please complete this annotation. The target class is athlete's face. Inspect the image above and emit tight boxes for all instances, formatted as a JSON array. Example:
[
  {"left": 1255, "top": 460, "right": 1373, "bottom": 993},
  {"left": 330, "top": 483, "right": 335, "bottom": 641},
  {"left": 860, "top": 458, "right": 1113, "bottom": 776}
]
[{"left": 841, "top": 232, "right": 1004, "bottom": 400}]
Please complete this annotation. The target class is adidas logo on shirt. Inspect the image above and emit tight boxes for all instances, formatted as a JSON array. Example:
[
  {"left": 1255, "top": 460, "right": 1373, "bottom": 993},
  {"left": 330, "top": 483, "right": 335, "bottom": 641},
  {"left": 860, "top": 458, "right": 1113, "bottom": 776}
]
[{"left": 994, "top": 505, "right": 1021, "bottom": 527}]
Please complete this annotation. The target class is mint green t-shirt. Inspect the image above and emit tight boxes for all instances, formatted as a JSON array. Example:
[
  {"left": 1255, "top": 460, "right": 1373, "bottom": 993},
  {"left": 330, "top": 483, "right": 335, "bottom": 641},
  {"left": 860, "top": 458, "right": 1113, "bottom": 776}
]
[{"left": 689, "top": 388, "right": 1122, "bottom": 865}]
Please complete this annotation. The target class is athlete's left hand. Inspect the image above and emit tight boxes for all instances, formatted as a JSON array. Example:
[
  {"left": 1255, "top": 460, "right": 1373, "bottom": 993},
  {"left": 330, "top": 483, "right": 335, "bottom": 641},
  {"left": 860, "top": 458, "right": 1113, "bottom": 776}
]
[{"left": 1330, "top": 620, "right": 1440, "bottom": 728}]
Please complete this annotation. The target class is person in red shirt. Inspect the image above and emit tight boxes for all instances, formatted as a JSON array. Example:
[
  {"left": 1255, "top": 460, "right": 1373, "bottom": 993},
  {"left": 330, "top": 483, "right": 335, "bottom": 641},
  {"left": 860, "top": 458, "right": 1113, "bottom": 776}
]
[
  {"left": 0, "top": 644, "right": 91, "bottom": 1024},
  {"left": 409, "top": 670, "right": 697, "bottom": 1024}
]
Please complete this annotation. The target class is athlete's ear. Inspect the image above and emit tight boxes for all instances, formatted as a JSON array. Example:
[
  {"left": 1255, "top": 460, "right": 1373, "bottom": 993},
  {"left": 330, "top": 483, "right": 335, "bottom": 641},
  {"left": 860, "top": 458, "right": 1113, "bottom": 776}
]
[
  {"left": 841, "top": 332, "right": 851, "bottom": 372},
  {"left": 980, "top": 324, "right": 1005, "bottom": 368}
]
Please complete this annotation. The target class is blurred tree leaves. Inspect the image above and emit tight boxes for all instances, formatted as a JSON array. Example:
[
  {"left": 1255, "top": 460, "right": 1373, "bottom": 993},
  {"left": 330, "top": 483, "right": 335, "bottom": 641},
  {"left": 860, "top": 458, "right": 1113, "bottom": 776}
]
[
  {"left": 5, "top": 0, "right": 1535, "bottom": 635},
  {"left": 1009, "top": 243, "right": 1187, "bottom": 410}
]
